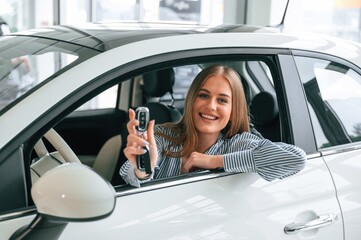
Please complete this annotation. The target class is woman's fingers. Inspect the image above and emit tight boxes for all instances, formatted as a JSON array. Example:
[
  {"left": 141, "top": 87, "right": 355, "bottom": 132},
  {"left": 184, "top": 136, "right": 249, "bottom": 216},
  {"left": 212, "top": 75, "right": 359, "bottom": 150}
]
[
  {"left": 181, "top": 155, "right": 193, "bottom": 174},
  {"left": 144, "top": 120, "right": 159, "bottom": 169},
  {"left": 124, "top": 134, "right": 149, "bottom": 167},
  {"left": 129, "top": 108, "right": 135, "bottom": 120},
  {"left": 126, "top": 133, "right": 149, "bottom": 148},
  {"left": 124, "top": 146, "right": 148, "bottom": 156},
  {"left": 181, "top": 153, "right": 223, "bottom": 174},
  {"left": 127, "top": 109, "right": 139, "bottom": 135},
  {"left": 182, "top": 162, "right": 194, "bottom": 174},
  {"left": 182, "top": 152, "right": 204, "bottom": 173},
  {"left": 146, "top": 120, "right": 156, "bottom": 144}
]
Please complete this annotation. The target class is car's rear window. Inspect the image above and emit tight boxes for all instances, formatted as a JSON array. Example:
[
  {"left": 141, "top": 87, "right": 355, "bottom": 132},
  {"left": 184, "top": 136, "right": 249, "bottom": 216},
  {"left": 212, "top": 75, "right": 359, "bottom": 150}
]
[{"left": 0, "top": 35, "right": 100, "bottom": 114}]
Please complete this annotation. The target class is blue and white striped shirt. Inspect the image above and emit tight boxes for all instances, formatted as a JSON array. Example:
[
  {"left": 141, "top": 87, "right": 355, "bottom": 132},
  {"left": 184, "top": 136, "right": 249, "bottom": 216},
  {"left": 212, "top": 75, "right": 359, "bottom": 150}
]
[{"left": 120, "top": 125, "right": 306, "bottom": 187}]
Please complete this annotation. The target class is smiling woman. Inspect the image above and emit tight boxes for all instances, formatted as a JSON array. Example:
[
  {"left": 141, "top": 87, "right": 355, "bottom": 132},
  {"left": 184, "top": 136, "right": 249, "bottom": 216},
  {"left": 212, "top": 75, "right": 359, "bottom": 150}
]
[
  {"left": 2, "top": 21, "right": 361, "bottom": 239},
  {"left": 120, "top": 65, "right": 307, "bottom": 187}
]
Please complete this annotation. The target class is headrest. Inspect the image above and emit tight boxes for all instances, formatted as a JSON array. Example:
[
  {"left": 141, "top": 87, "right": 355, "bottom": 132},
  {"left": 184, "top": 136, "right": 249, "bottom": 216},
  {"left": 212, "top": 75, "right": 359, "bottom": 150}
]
[
  {"left": 142, "top": 68, "right": 175, "bottom": 97},
  {"left": 250, "top": 91, "right": 279, "bottom": 126},
  {"left": 144, "top": 102, "right": 182, "bottom": 123}
]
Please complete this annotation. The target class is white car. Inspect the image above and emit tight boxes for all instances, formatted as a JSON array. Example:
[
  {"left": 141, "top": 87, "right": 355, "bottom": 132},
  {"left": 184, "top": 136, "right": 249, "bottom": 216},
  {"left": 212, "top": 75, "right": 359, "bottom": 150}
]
[{"left": 1, "top": 22, "right": 361, "bottom": 239}]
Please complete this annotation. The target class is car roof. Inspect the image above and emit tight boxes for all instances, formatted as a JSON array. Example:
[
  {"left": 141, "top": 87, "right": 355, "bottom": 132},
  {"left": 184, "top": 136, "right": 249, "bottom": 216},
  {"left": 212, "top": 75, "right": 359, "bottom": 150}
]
[
  {"left": 8, "top": 22, "right": 205, "bottom": 51},
  {"left": 8, "top": 22, "right": 361, "bottom": 68},
  {"left": 7, "top": 22, "right": 280, "bottom": 51}
]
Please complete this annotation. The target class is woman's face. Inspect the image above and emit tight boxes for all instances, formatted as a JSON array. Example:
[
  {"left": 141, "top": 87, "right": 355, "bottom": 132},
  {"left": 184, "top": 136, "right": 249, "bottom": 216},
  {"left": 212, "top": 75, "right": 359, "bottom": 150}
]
[{"left": 192, "top": 75, "right": 233, "bottom": 138}]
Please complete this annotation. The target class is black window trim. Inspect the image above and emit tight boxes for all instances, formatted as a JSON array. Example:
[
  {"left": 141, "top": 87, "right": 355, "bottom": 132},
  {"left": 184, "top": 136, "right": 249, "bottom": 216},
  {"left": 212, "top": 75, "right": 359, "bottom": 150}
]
[{"left": 276, "top": 54, "right": 316, "bottom": 153}]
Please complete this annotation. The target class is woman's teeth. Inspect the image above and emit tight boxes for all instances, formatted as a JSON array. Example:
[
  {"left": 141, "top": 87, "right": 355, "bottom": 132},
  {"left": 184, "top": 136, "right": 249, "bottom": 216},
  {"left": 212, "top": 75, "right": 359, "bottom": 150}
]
[{"left": 200, "top": 113, "right": 217, "bottom": 120}]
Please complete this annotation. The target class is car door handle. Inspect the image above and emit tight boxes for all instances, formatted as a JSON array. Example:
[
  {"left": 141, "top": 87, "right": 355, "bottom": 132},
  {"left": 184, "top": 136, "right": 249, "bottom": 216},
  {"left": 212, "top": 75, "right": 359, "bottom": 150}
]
[{"left": 284, "top": 213, "right": 338, "bottom": 234}]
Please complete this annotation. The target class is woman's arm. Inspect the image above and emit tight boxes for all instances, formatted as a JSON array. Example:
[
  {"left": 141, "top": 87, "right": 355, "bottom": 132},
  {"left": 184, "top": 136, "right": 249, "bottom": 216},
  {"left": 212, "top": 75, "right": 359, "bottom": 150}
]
[
  {"left": 119, "top": 160, "right": 150, "bottom": 187},
  {"left": 181, "top": 153, "right": 223, "bottom": 173},
  {"left": 223, "top": 133, "right": 306, "bottom": 181}
]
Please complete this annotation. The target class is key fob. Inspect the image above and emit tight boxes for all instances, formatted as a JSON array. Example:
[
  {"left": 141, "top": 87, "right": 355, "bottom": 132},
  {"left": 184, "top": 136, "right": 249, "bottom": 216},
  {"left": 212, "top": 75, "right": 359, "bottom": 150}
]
[
  {"left": 134, "top": 107, "right": 152, "bottom": 174},
  {"left": 135, "top": 107, "right": 149, "bottom": 133},
  {"left": 136, "top": 145, "right": 152, "bottom": 174}
]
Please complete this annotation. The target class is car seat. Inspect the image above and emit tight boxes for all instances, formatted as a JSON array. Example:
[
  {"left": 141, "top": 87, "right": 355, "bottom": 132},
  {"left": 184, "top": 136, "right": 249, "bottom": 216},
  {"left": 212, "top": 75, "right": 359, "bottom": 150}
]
[
  {"left": 141, "top": 68, "right": 182, "bottom": 122},
  {"left": 92, "top": 135, "right": 122, "bottom": 181},
  {"left": 89, "top": 110, "right": 126, "bottom": 181},
  {"left": 249, "top": 91, "right": 281, "bottom": 141},
  {"left": 111, "top": 68, "right": 182, "bottom": 185}
]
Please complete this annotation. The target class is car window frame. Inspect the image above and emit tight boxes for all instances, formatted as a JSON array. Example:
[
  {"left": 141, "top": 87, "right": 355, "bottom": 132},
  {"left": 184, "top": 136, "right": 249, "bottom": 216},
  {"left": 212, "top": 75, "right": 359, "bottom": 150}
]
[
  {"left": 0, "top": 47, "right": 316, "bottom": 217},
  {"left": 292, "top": 49, "right": 361, "bottom": 155},
  {"left": 0, "top": 147, "right": 28, "bottom": 214},
  {"left": 277, "top": 54, "right": 317, "bottom": 153}
]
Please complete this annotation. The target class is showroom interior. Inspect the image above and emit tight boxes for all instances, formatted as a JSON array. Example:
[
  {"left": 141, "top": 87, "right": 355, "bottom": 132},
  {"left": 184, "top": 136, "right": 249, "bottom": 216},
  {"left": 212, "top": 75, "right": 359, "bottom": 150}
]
[{"left": 1, "top": 0, "right": 360, "bottom": 42}]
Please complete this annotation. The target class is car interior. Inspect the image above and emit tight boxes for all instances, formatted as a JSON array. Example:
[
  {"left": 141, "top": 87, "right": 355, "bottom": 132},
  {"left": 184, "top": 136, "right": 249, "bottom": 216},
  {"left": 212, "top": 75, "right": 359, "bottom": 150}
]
[{"left": 29, "top": 59, "right": 281, "bottom": 188}]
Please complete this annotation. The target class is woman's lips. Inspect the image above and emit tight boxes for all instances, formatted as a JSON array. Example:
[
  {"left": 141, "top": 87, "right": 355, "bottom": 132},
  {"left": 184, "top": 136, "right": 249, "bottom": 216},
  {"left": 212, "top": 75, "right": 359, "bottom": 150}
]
[{"left": 199, "top": 113, "right": 218, "bottom": 120}]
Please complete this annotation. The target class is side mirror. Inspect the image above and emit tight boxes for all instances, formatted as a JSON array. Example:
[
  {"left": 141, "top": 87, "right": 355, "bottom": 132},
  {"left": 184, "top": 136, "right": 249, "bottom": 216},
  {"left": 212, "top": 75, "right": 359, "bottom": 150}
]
[{"left": 11, "top": 163, "right": 116, "bottom": 240}]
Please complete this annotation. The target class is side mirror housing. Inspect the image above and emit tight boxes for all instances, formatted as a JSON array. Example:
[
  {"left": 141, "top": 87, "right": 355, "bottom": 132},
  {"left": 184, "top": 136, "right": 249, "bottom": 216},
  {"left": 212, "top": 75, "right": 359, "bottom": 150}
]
[{"left": 11, "top": 163, "right": 116, "bottom": 240}]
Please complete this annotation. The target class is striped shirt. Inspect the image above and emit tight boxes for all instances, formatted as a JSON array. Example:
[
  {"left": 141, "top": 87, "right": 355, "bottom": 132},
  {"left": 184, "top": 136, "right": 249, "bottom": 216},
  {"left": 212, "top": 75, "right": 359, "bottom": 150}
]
[{"left": 120, "top": 125, "right": 306, "bottom": 187}]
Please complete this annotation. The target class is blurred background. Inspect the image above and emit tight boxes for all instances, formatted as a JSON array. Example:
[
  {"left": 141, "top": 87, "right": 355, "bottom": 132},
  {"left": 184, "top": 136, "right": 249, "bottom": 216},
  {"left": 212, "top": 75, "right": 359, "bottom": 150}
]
[
  {"left": 1, "top": 0, "right": 361, "bottom": 111},
  {"left": 0, "top": 0, "right": 360, "bottom": 42}
]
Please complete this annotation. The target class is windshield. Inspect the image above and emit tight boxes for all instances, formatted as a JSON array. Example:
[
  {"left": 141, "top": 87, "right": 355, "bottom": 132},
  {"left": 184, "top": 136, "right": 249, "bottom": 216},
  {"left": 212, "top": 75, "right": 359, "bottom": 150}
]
[{"left": 0, "top": 35, "right": 100, "bottom": 113}]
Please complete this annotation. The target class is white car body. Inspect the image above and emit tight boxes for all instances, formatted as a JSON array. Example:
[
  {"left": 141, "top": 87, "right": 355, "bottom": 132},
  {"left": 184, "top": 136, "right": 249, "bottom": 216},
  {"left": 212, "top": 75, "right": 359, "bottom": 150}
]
[{"left": 1, "top": 23, "right": 361, "bottom": 239}]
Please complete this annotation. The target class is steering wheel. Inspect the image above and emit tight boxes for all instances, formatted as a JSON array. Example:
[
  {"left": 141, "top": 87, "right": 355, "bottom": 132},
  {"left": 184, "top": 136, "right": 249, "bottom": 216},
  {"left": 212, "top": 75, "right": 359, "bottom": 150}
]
[
  {"left": 31, "top": 128, "right": 81, "bottom": 183},
  {"left": 34, "top": 128, "right": 81, "bottom": 163}
]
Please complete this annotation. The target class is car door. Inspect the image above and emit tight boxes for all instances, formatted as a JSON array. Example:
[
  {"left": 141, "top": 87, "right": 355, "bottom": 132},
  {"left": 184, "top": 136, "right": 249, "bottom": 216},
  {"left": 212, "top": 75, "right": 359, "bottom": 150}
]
[
  {"left": 0, "top": 45, "right": 343, "bottom": 239},
  {"left": 0, "top": 164, "right": 343, "bottom": 240},
  {"left": 60, "top": 52, "right": 343, "bottom": 239},
  {"left": 59, "top": 159, "right": 341, "bottom": 239},
  {"left": 293, "top": 52, "right": 361, "bottom": 240}
]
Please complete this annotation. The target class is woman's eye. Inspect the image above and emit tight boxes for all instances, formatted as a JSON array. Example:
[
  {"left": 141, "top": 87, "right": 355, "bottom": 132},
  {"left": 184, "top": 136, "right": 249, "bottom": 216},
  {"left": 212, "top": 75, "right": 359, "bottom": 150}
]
[
  {"left": 198, "top": 93, "right": 208, "bottom": 99},
  {"left": 218, "top": 98, "right": 228, "bottom": 104}
]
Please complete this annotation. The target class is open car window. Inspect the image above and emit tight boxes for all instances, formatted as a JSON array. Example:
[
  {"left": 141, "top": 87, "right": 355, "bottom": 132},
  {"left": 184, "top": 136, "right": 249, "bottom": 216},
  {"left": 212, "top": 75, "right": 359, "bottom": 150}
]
[{"left": 15, "top": 55, "right": 282, "bottom": 217}]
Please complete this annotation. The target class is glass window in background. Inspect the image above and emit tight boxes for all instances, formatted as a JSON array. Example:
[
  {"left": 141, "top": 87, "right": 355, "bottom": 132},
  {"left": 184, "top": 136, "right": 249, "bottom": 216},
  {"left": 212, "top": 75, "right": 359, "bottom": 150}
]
[
  {"left": 60, "top": 0, "right": 90, "bottom": 25},
  {"left": 271, "top": 0, "right": 361, "bottom": 42},
  {"left": 0, "top": 0, "right": 54, "bottom": 32},
  {"left": 0, "top": 0, "right": 224, "bottom": 112},
  {"left": 93, "top": 0, "right": 224, "bottom": 25}
]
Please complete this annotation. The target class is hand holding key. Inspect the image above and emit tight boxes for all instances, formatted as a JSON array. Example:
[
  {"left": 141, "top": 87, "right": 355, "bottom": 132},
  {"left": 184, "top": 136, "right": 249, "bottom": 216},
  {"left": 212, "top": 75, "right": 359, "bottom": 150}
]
[{"left": 124, "top": 108, "right": 158, "bottom": 179}]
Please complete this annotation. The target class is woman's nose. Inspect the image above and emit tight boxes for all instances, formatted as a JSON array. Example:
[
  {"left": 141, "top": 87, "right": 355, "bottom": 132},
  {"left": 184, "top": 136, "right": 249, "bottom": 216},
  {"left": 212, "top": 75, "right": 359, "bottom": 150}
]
[{"left": 206, "top": 98, "right": 217, "bottom": 110}]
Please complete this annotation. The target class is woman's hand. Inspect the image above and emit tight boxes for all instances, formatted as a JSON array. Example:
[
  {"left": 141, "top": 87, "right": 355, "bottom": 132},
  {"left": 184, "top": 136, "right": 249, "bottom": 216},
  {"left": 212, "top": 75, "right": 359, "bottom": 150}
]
[
  {"left": 181, "top": 152, "right": 224, "bottom": 174},
  {"left": 124, "top": 109, "right": 158, "bottom": 179}
]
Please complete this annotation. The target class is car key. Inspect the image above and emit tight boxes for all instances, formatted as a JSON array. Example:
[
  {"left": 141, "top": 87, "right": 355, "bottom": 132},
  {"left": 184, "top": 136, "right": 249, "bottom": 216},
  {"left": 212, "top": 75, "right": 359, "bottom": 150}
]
[{"left": 135, "top": 107, "right": 152, "bottom": 174}]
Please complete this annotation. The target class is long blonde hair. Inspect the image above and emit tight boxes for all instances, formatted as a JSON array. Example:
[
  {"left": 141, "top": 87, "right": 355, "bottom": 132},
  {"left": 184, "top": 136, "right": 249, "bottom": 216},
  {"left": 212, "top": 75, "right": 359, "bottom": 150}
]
[{"left": 157, "top": 65, "right": 250, "bottom": 157}]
